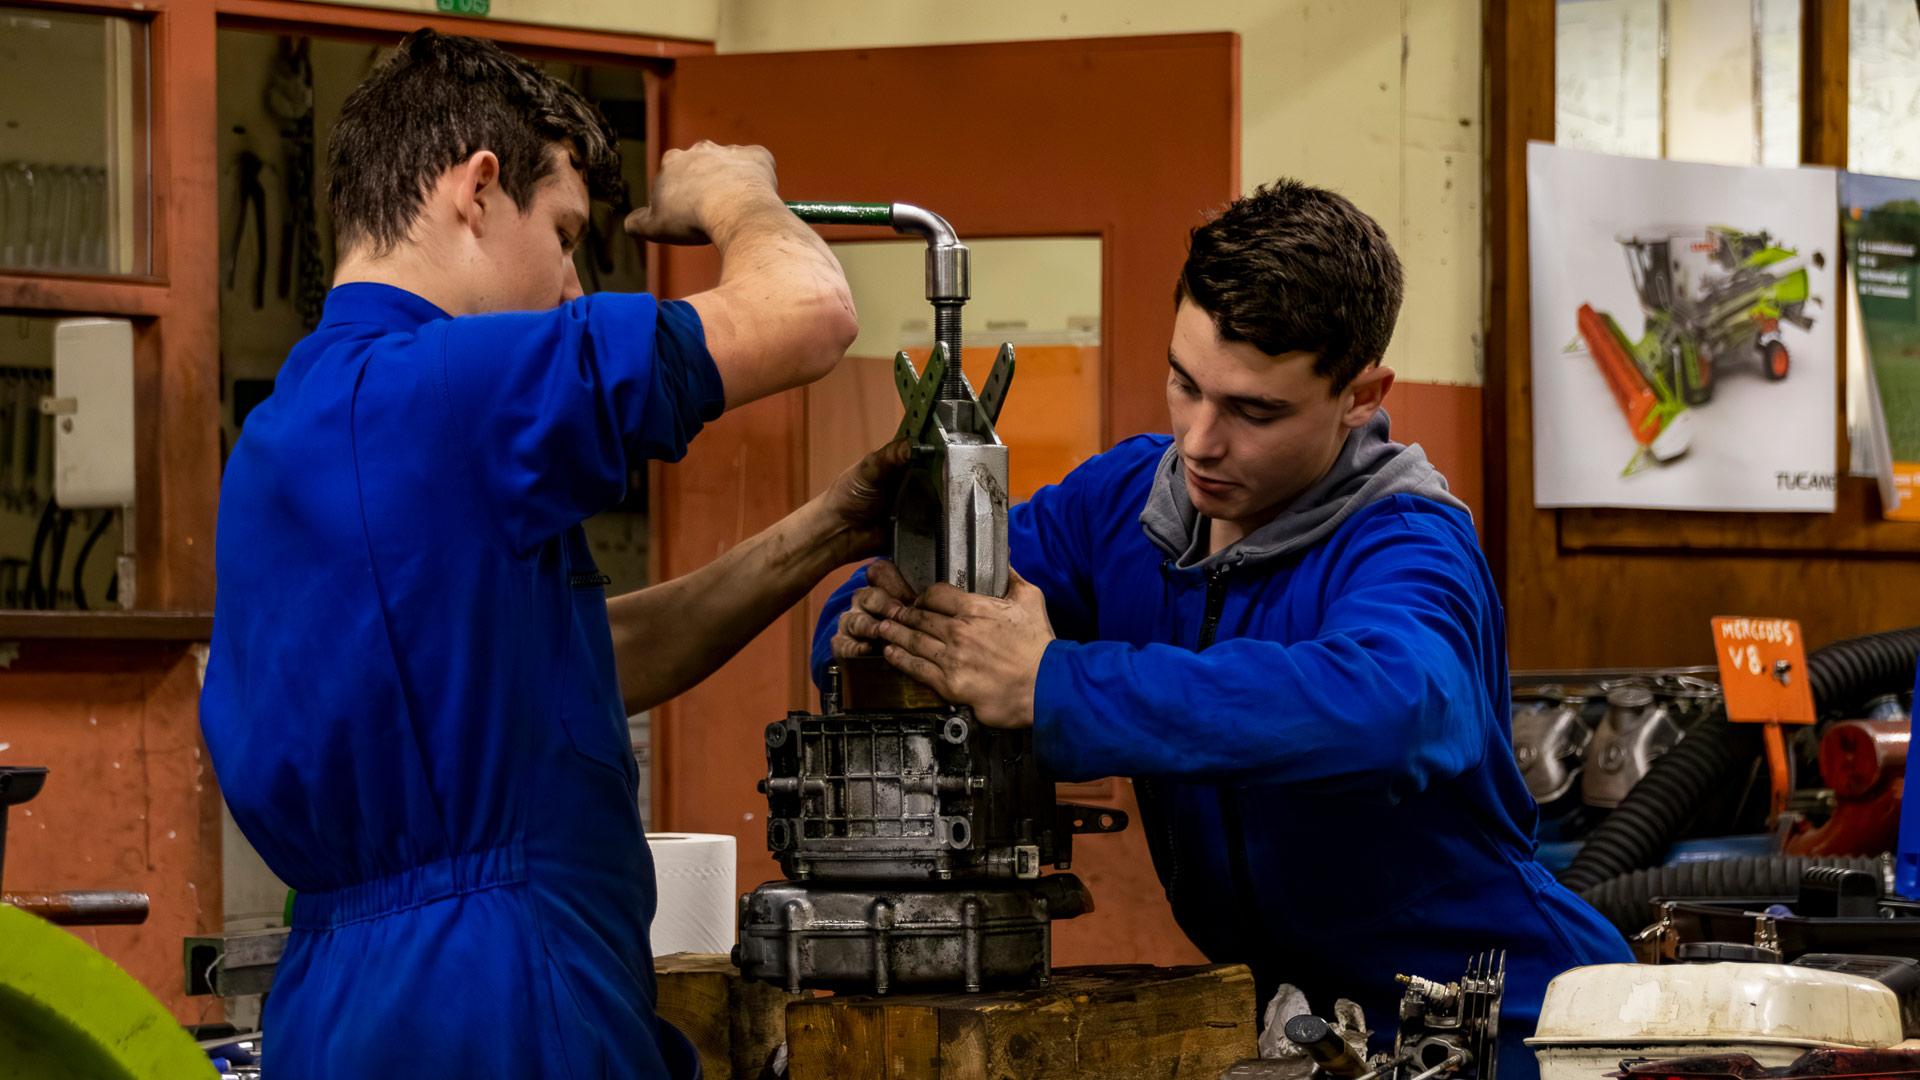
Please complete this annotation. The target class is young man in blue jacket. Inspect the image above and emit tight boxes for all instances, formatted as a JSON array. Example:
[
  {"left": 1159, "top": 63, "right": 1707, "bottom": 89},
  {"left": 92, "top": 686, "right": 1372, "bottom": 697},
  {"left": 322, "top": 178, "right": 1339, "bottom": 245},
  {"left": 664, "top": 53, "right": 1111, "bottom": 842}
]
[
  {"left": 817, "top": 180, "right": 1630, "bottom": 1079},
  {"left": 202, "top": 31, "right": 899, "bottom": 1079}
]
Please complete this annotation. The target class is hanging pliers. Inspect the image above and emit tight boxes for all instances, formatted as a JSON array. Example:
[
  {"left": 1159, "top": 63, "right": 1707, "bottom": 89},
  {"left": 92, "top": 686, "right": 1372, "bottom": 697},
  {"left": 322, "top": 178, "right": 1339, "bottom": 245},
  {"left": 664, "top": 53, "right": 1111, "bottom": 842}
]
[{"left": 226, "top": 150, "right": 269, "bottom": 309}]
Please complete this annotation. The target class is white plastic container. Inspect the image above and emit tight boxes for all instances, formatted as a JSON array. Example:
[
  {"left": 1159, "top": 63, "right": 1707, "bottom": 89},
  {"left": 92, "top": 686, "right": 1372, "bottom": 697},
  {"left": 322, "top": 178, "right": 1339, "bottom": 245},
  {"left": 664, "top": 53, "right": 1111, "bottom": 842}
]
[{"left": 1527, "top": 963, "right": 1902, "bottom": 1080}]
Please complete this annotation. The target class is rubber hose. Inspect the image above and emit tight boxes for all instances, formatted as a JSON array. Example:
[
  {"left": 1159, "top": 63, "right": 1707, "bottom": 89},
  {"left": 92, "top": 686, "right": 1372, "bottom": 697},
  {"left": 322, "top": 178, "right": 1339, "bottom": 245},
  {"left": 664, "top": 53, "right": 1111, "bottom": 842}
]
[
  {"left": 1808, "top": 627, "right": 1920, "bottom": 717},
  {"left": 1579, "top": 854, "right": 1882, "bottom": 936},
  {"left": 69, "top": 510, "right": 114, "bottom": 612},
  {"left": 1558, "top": 714, "right": 1740, "bottom": 893}
]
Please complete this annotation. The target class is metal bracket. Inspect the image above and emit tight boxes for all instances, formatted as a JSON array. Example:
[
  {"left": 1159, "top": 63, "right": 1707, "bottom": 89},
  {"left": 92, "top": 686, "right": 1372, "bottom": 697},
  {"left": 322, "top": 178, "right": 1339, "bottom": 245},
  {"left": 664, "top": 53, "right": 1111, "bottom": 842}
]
[
  {"left": 892, "top": 345, "right": 950, "bottom": 443},
  {"left": 976, "top": 344, "right": 1016, "bottom": 428},
  {"left": 1058, "top": 802, "right": 1129, "bottom": 835},
  {"left": 183, "top": 925, "right": 289, "bottom": 997}
]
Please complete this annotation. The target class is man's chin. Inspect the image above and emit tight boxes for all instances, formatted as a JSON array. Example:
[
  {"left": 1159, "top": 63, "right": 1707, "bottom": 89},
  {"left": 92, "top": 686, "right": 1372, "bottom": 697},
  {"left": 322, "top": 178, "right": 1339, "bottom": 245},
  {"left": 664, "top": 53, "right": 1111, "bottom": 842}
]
[{"left": 1184, "top": 480, "right": 1238, "bottom": 519}]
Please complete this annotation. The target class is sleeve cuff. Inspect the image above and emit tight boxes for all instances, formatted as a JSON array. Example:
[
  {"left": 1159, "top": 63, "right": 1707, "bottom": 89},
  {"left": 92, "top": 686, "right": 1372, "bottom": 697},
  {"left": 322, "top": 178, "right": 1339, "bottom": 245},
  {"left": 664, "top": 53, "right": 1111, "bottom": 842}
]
[
  {"left": 654, "top": 298, "right": 727, "bottom": 432},
  {"left": 1033, "top": 640, "right": 1102, "bottom": 782}
]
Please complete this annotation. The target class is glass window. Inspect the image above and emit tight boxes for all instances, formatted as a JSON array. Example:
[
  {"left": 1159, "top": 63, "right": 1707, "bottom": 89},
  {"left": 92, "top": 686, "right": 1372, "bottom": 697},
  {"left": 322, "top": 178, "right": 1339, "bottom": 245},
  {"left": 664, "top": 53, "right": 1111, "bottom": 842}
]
[
  {"left": 809, "top": 237, "right": 1103, "bottom": 504},
  {"left": 0, "top": 8, "right": 151, "bottom": 276},
  {"left": 0, "top": 313, "right": 127, "bottom": 610},
  {"left": 1554, "top": 0, "right": 1802, "bottom": 167},
  {"left": 1850, "top": 0, "right": 1920, "bottom": 180}
]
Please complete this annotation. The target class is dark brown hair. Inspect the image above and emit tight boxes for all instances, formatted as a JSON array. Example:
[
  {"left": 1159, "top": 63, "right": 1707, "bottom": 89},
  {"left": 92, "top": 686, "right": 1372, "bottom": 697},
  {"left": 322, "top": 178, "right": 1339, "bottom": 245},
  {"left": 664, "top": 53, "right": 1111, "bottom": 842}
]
[
  {"left": 1176, "top": 178, "right": 1405, "bottom": 393},
  {"left": 327, "top": 29, "right": 623, "bottom": 256}
]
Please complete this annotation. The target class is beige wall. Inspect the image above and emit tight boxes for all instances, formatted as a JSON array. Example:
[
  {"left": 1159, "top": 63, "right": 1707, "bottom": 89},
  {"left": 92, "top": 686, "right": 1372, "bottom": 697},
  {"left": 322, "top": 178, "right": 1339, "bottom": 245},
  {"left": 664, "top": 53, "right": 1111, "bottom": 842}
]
[{"left": 715, "top": 0, "right": 1486, "bottom": 387}]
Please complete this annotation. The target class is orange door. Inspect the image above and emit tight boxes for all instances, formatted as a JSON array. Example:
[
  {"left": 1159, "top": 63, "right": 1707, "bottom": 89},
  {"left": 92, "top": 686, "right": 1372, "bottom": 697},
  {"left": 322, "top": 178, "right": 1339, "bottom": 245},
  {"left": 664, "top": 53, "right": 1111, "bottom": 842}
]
[{"left": 650, "top": 34, "right": 1238, "bottom": 968}]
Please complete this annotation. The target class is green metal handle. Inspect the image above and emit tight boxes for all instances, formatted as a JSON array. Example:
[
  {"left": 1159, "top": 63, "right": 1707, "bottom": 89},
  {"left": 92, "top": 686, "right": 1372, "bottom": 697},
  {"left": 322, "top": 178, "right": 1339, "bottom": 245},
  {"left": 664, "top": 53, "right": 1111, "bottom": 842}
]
[{"left": 786, "top": 201, "right": 893, "bottom": 227}]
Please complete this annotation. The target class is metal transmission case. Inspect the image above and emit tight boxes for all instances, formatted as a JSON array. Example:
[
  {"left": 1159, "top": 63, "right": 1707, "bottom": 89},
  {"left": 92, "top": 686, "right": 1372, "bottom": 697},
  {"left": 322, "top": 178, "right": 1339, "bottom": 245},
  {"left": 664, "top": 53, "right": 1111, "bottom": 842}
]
[
  {"left": 760, "top": 698, "right": 1102, "bottom": 882},
  {"left": 735, "top": 874, "right": 1092, "bottom": 995}
]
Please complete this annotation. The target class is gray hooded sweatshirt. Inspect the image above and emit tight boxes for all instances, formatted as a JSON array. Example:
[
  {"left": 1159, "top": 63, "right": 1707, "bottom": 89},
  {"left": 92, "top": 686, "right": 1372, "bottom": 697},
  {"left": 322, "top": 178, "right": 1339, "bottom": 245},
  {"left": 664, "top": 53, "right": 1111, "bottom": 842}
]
[{"left": 1138, "top": 410, "right": 1467, "bottom": 572}]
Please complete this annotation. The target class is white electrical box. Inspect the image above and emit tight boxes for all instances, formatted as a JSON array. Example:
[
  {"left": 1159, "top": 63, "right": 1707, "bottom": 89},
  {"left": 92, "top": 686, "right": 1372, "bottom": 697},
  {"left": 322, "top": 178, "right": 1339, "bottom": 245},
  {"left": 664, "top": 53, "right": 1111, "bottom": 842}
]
[{"left": 48, "top": 318, "right": 135, "bottom": 509}]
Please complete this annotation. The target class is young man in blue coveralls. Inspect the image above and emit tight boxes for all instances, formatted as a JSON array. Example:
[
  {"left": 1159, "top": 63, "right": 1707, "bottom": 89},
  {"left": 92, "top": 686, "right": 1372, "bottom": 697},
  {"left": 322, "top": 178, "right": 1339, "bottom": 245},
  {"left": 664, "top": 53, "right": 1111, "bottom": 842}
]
[
  {"left": 201, "top": 32, "right": 902, "bottom": 1079},
  {"left": 819, "top": 181, "right": 1633, "bottom": 1079}
]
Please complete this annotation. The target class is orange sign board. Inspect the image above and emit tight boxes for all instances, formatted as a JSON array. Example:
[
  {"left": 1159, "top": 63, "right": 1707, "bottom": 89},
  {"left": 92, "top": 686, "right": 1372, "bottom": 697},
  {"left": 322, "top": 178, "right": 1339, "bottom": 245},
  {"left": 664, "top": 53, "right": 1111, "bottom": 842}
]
[{"left": 1711, "top": 616, "right": 1817, "bottom": 725}]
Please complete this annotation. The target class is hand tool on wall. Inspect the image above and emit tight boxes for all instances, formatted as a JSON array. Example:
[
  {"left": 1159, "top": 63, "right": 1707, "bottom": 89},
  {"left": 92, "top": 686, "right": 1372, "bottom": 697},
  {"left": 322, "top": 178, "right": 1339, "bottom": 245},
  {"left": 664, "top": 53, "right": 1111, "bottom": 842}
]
[
  {"left": 226, "top": 151, "right": 269, "bottom": 310},
  {"left": 0, "top": 163, "right": 28, "bottom": 267},
  {"left": 268, "top": 37, "right": 325, "bottom": 328}
]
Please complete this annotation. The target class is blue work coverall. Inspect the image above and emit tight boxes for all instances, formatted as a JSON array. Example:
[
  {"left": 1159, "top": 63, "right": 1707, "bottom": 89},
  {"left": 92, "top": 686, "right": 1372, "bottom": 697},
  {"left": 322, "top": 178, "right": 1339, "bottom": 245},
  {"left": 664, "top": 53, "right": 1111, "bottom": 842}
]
[
  {"left": 814, "top": 433, "right": 1630, "bottom": 1079},
  {"left": 201, "top": 283, "right": 721, "bottom": 1078}
]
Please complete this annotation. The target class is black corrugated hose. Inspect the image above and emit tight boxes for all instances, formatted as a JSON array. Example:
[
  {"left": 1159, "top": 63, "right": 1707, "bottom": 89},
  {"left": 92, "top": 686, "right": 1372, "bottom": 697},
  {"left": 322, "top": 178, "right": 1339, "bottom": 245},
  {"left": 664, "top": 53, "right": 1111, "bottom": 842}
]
[
  {"left": 1558, "top": 626, "right": 1920, "bottom": 905},
  {"left": 1809, "top": 626, "right": 1920, "bottom": 718},
  {"left": 1579, "top": 855, "right": 1883, "bottom": 936}
]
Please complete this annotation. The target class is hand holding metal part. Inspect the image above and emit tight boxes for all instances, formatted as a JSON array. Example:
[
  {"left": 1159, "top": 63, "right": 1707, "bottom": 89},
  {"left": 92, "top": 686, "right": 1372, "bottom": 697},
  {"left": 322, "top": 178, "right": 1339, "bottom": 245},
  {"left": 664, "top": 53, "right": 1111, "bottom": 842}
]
[
  {"left": 622, "top": 141, "right": 781, "bottom": 245},
  {"left": 870, "top": 570, "right": 1054, "bottom": 730}
]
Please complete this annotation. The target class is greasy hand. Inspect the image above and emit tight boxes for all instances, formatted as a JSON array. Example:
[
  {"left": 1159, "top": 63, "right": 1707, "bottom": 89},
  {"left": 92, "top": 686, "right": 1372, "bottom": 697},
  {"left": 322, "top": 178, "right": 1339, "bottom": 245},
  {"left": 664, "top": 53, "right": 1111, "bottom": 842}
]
[
  {"left": 831, "top": 560, "right": 918, "bottom": 662},
  {"left": 819, "top": 440, "right": 911, "bottom": 560},
  {"left": 873, "top": 570, "right": 1054, "bottom": 729},
  {"left": 623, "top": 141, "right": 779, "bottom": 245}
]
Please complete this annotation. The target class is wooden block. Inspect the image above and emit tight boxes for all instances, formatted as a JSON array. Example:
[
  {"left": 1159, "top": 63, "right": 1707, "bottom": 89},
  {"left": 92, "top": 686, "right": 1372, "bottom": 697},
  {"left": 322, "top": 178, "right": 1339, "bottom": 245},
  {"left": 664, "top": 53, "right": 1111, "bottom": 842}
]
[
  {"left": 655, "top": 952, "right": 794, "bottom": 1080},
  {"left": 786, "top": 963, "right": 1258, "bottom": 1080}
]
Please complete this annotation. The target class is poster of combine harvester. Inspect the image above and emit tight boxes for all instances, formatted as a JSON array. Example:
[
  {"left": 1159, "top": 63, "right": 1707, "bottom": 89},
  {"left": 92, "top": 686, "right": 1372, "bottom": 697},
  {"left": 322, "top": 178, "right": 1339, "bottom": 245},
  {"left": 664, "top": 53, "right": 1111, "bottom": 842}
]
[{"left": 1527, "top": 144, "right": 1838, "bottom": 512}]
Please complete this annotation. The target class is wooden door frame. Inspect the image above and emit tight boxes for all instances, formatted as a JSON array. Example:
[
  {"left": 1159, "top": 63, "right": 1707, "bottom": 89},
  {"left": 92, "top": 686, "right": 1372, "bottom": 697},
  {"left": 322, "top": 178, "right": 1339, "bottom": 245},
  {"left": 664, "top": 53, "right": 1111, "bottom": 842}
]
[
  {"left": 645, "top": 30, "right": 1239, "bottom": 851},
  {"left": 1, "top": 0, "right": 710, "bottom": 613}
]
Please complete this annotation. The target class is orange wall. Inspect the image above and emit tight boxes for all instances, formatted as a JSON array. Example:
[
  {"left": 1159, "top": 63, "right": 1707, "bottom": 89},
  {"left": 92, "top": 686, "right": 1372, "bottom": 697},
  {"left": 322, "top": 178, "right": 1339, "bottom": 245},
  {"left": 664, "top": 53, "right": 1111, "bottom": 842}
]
[
  {"left": 1392, "top": 380, "right": 1484, "bottom": 526},
  {"left": 0, "top": 641, "right": 221, "bottom": 1022}
]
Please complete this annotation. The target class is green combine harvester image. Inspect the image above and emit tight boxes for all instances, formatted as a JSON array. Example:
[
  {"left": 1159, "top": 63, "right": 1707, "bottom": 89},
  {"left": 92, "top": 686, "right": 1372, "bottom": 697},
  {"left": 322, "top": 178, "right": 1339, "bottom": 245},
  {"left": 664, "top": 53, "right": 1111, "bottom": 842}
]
[{"left": 1576, "top": 225, "right": 1819, "bottom": 473}]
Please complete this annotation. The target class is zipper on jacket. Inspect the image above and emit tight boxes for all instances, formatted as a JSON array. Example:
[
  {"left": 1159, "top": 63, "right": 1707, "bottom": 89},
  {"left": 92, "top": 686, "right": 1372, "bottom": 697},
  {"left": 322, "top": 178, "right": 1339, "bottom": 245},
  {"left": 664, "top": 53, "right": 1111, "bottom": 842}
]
[
  {"left": 1197, "top": 566, "right": 1229, "bottom": 649},
  {"left": 1144, "top": 564, "right": 1236, "bottom": 914},
  {"left": 1196, "top": 566, "right": 1260, "bottom": 962}
]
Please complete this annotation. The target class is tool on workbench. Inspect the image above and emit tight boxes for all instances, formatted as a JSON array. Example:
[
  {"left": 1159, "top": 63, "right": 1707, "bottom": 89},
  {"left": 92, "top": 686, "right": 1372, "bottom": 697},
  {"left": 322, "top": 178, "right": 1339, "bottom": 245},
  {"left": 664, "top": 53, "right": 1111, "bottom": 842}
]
[
  {"left": 732, "top": 202, "right": 1126, "bottom": 996},
  {"left": 1227, "top": 954, "right": 1506, "bottom": 1080}
]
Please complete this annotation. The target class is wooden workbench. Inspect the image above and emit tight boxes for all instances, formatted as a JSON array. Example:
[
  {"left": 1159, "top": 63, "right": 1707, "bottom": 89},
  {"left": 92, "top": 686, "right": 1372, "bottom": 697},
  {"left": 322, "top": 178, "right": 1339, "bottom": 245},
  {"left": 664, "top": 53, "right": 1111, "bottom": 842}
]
[{"left": 657, "top": 955, "right": 1257, "bottom": 1080}]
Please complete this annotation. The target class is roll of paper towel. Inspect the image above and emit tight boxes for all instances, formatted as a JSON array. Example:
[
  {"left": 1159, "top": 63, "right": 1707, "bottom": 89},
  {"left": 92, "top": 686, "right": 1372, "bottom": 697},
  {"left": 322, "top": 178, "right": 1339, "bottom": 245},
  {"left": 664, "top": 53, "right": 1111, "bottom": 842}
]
[{"left": 647, "top": 832, "right": 737, "bottom": 957}]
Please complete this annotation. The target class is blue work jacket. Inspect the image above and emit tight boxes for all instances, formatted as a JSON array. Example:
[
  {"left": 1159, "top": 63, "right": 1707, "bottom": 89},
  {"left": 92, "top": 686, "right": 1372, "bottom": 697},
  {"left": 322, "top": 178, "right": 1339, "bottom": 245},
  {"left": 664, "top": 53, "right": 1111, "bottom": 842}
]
[
  {"left": 201, "top": 283, "right": 722, "bottom": 1078},
  {"left": 814, "top": 434, "right": 1630, "bottom": 1079}
]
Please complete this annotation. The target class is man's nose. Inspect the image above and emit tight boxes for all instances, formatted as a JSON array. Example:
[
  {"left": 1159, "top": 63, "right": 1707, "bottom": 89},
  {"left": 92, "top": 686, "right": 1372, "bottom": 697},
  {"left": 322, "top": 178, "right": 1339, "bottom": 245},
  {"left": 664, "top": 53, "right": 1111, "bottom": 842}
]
[
  {"left": 1182, "top": 403, "right": 1227, "bottom": 462},
  {"left": 561, "top": 257, "right": 585, "bottom": 303}
]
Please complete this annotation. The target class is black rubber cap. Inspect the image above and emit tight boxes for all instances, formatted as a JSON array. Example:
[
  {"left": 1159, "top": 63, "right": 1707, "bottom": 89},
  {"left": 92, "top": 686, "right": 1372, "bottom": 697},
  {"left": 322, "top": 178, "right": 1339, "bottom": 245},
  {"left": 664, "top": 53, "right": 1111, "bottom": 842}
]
[
  {"left": 0, "top": 767, "right": 46, "bottom": 807},
  {"left": 1286, "top": 1014, "right": 1334, "bottom": 1046}
]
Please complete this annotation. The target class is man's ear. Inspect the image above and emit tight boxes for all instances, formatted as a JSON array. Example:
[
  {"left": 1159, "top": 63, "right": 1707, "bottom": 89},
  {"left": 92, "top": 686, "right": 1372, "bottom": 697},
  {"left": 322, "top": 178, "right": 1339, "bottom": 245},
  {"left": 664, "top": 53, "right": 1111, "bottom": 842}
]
[
  {"left": 448, "top": 150, "right": 501, "bottom": 237},
  {"left": 1342, "top": 364, "right": 1395, "bottom": 429}
]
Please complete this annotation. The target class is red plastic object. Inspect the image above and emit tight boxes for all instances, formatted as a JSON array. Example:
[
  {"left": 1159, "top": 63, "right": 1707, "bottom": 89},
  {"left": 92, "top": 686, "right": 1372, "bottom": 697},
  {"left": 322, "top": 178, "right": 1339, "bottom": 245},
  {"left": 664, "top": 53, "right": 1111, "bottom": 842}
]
[
  {"left": 1789, "top": 719, "right": 1909, "bottom": 857},
  {"left": 1614, "top": 1047, "right": 1920, "bottom": 1080},
  {"left": 1577, "top": 303, "right": 1662, "bottom": 446}
]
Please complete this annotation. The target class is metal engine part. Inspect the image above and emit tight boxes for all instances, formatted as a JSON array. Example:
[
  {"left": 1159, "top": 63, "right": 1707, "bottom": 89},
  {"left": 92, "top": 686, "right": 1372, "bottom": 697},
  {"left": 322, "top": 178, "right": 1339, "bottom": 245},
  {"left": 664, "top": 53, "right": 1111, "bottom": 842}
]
[
  {"left": 1239, "top": 953, "right": 1507, "bottom": 1080},
  {"left": 740, "top": 202, "right": 1127, "bottom": 995},
  {"left": 734, "top": 874, "right": 1092, "bottom": 994},
  {"left": 760, "top": 694, "right": 1122, "bottom": 881},
  {"left": 1510, "top": 693, "right": 1591, "bottom": 805},
  {"left": 1582, "top": 685, "right": 1685, "bottom": 809},
  {"left": 1391, "top": 951, "right": 1505, "bottom": 1080},
  {"left": 1509, "top": 669, "right": 1722, "bottom": 810}
]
